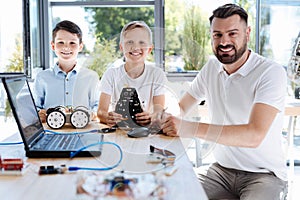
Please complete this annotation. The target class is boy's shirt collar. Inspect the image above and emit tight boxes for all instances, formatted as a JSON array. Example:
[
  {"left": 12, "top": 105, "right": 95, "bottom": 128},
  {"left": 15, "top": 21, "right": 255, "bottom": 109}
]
[{"left": 53, "top": 62, "right": 78, "bottom": 76}]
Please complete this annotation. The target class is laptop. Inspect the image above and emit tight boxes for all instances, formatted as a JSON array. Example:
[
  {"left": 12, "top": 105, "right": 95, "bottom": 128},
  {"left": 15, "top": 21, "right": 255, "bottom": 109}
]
[{"left": 1, "top": 73, "right": 103, "bottom": 158}]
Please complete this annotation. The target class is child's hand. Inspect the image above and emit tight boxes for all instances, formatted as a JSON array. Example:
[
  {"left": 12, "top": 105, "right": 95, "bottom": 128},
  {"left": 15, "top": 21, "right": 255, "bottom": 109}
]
[
  {"left": 135, "top": 111, "right": 151, "bottom": 126},
  {"left": 90, "top": 112, "right": 98, "bottom": 121},
  {"left": 106, "top": 111, "right": 124, "bottom": 127},
  {"left": 38, "top": 109, "right": 47, "bottom": 123}
]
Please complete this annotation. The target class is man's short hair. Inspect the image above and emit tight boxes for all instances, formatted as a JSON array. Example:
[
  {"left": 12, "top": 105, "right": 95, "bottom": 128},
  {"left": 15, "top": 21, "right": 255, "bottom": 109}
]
[{"left": 209, "top": 3, "right": 248, "bottom": 25}]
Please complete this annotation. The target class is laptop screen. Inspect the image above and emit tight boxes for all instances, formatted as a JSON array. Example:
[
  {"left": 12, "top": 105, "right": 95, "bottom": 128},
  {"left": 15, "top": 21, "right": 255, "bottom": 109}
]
[{"left": 3, "top": 75, "right": 44, "bottom": 146}]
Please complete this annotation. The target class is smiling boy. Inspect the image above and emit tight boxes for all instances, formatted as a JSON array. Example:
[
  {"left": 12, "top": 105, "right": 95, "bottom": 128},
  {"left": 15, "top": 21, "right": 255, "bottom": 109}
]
[
  {"left": 97, "top": 21, "right": 167, "bottom": 127},
  {"left": 33, "top": 20, "right": 99, "bottom": 122}
]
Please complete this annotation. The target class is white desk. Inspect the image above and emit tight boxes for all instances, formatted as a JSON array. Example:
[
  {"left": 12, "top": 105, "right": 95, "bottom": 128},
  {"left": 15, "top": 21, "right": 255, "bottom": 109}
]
[{"left": 0, "top": 122, "right": 208, "bottom": 200}]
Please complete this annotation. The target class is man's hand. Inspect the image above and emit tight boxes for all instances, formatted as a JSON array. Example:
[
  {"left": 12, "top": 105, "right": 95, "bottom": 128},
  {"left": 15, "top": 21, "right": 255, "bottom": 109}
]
[{"left": 161, "top": 113, "right": 180, "bottom": 137}]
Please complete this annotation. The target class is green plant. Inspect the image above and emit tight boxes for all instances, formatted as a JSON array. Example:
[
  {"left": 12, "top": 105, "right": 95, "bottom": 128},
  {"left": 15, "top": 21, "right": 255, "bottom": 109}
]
[
  {"left": 85, "top": 34, "right": 121, "bottom": 78},
  {"left": 4, "top": 100, "right": 12, "bottom": 121},
  {"left": 165, "top": 0, "right": 185, "bottom": 56},
  {"left": 5, "top": 35, "right": 23, "bottom": 72},
  {"left": 85, "top": 7, "right": 154, "bottom": 42},
  {"left": 182, "top": 6, "right": 210, "bottom": 71},
  {"left": 3, "top": 35, "right": 23, "bottom": 119}
]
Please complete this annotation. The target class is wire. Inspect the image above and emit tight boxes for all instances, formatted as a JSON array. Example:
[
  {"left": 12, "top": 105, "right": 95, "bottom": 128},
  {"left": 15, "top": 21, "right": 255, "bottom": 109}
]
[
  {"left": 44, "top": 129, "right": 100, "bottom": 134},
  {"left": 44, "top": 127, "right": 116, "bottom": 134},
  {"left": 68, "top": 141, "right": 123, "bottom": 171},
  {"left": 0, "top": 141, "right": 23, "bottom": 145},
  {"left": 0, "top": 132, "right": 122, "bottom": 171}
]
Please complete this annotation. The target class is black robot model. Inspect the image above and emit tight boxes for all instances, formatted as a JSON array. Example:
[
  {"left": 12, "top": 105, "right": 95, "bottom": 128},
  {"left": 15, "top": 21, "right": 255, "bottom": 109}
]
[{"left": 114, "top": 87, "right": 143, "bottom": 129}]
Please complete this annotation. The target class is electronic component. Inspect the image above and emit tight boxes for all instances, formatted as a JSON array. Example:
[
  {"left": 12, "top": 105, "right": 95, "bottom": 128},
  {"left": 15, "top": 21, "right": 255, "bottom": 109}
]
[
  {"left": 146, "top": 153, "right": 164, "bottom": 164},
  {"left": 164, "top": 165, "right": 178, "bottom": 176},
  {"left": 147, "top": 146, "right": 177, "bottom": 176},
  {"left": 104, "top": 171, "right": 137, "bottom": 195},
  {"left": 46, "top": 106, "right": 90, "bottom": 129},
  {"left": 99, "top": 127, "right": 117, "bottom": 133},
  {"left": 38, "top": 165, "right": 67, "bottom": 175},
  {"left": 77, "top": 171, "right": 162, "bottom": 198},
  {"left": 115, "top": 87, "right": 143, "bottom": 128},
  {"left": 0, "top": 158, "right": 24, "bottom": 171},
  {"left": 150, "top": 145, "right": 176, "bottom": 162},
  {"left": 0, "top": 156, "right": 25, "bottom": 176},
  {"left": 147, "top": 145, "right": 176, "bottom": 165}
]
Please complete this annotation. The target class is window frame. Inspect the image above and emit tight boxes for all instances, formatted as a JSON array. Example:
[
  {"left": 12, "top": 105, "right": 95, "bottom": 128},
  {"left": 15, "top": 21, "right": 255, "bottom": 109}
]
[
  {"left": 23, "top": 0, "right": 300, "bottom": 80},
  {"left": 24, "top": 0, "right": 164, "bottom": 78}
]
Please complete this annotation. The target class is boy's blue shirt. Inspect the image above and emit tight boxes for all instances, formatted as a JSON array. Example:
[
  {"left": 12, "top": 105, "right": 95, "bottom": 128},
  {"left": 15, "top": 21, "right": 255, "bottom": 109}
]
[{"left": 33, "top": 63, "right": 99, "bottom": 112}]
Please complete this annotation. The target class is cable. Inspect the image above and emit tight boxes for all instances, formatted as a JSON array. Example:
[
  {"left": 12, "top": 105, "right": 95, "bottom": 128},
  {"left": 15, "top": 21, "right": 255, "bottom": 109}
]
[
  {"left": 68, "top": 141, "right": 123, "bottom": 171},
  {"left": 44, "top": 129, "right": 100, "bottom": 134},
  {"left": 44, "top": 127, "right": 116, "bottom": 134},
  {"left": 0, "top": 141, "right": 23, "bottom": 145}
]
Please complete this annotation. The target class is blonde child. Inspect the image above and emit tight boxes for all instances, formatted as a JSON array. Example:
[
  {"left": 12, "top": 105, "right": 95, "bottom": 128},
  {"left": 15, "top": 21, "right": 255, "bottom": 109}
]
[{"left": 97, "top": 21, "right": 167, "bottom": 127}]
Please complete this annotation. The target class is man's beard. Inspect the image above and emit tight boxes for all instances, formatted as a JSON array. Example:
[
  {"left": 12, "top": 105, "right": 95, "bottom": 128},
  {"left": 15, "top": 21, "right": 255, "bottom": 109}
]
[{"left": 213, "top": 42, "right": 247, "bottom": 64}]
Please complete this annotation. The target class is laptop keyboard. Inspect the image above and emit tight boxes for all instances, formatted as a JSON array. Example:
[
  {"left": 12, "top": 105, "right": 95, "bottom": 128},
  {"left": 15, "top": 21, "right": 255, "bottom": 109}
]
[{"left": 35, "top": 134, "right": 79, "bottom": 150}]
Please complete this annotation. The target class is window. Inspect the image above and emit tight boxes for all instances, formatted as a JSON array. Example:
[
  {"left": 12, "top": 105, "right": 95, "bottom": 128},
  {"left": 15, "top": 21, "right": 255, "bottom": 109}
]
[
  {"left": 22, "top": 0, "right": 51, "bottom": 79},
  {"left": 27, "top": 0, "right": 163, "bottom": 80},
  {"left": 16, "top": 0, "right": 300, "bottom": 81},
  {"left": 0, "top": 0, "right": 23, "bottom": 73},
  {"left": 258, "top": 0, "right": 300, "bottom": 67},
  {"left": 0, "top": 0, "right": 23, "bottom": 126},
  {"left": 49, "top": 2, "right": 159, "bottom": 76}
]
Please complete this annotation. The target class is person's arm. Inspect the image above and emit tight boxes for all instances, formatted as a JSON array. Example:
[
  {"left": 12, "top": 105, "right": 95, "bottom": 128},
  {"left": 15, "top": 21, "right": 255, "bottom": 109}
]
[
  {"left": 32, "top": 75, "right": 44, "bottom": 111},
  {"left": 162, "top": 103, "right": 278, "bottom": 148},
  {"left": 179, "top": 92, "right": 199, "bottom": 116},
  {"left": 152, "top": 94, "right": 165, "bottom": 112},
  {"left": 97, "top": 93, "right": 122, "bottom": 126},
  {"left": 90, "top": 73, "right": 100, "bottom": 121},
  {"left": 32, "top": 75, "right": 47, "bottom": 122}
]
